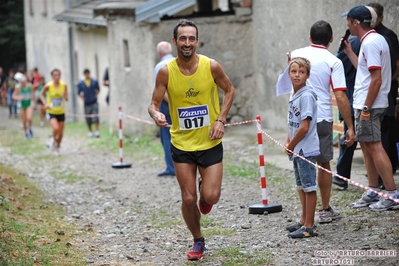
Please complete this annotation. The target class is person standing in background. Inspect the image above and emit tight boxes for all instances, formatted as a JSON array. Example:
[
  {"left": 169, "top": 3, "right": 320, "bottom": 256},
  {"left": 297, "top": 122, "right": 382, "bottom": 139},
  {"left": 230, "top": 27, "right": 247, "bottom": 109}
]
[
  {"left": 343, "top": 5, "right": 399, "bottom": 211},
  {"left": 154, "top": 41, "right": 175, "bottom": 177},
  {"left": 77, "top": 69, "right": 100, "bottom": 138},
  {"left": 5, "top": 69, "right": 18, "bottom": 118},
  {"left": 368, "top": 2, "right": 399, "bottom": 181},
  {"left": 332, "top": 36, "right": 361, "bottom": 190}
]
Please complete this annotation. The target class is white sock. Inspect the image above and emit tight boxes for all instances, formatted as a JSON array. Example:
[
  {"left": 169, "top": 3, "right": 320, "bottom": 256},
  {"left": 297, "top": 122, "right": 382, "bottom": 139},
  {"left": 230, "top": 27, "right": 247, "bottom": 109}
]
[{"left": 386, "top": 190, "right": 398, "bottom": 197}]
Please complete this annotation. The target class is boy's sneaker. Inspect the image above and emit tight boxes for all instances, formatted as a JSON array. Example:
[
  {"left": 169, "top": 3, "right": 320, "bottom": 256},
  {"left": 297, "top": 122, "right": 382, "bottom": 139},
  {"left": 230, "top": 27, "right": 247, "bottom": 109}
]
[
  {"left": 187, "top": 240, "right": 206, "bottom": 260},
  {"left": 94, "top": 131, "right": 100, "bottom": 138},
  {"left": 318, "top": 205, "right": 341, "bottom": 224},
  {"left": 286, "top": 222, "right": 303, "bottom": 232},
  {"left": 352, "top": 191, "right": 380, "bottom": 208},
  {"left": 54, "top": 148, "right": 60, "bottom": 156},
  {"left": 29, "top": 128, "right": 34, "bottom": 137},
  {"left": 369, "top": 195, "right": 399, "bottom": 212},
  {"left": 288, "top": 226, "right": 318, "bottom": 238},
  {"left": 24, "top": 133, "right": 29, "bottom": 140},
  {"left": 88, "top": 132, "right": 94, "bottom": 138},
  {"left": 198, "top": 176, "right": 213, "bottom": 215}
]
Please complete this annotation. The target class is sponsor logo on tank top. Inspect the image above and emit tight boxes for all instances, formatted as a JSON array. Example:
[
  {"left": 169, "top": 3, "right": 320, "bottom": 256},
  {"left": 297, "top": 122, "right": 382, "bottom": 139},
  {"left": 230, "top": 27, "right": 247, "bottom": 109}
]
[{"left": 185, "top": 88, "right": 200, "bottom": 98}]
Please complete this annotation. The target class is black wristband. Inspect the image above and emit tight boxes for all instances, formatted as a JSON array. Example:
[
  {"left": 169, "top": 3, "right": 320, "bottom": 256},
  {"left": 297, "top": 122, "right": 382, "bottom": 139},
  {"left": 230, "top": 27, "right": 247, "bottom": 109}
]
[{"left": 216, "top": 119, "right": 225, "bottom": 125}]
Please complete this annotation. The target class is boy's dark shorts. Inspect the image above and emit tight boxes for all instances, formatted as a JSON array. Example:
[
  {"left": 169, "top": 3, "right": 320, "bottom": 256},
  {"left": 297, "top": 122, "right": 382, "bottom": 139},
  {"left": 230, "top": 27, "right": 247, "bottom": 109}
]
[{"left": 171, "top": 142, "right": 223, "bottom": 168}]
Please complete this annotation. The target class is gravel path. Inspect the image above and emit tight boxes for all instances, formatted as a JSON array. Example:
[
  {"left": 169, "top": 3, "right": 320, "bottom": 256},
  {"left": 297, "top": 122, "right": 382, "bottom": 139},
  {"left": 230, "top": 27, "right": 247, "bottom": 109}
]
[{"left": 0, "top": 107, "right": 398, "bottom": 266}]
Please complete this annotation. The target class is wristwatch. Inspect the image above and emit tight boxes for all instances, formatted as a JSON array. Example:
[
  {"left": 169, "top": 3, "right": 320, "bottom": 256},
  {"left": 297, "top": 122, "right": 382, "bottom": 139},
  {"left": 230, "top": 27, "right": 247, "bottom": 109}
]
[{"left": 362, "top": 105, "right": 370, "bottom": 112}]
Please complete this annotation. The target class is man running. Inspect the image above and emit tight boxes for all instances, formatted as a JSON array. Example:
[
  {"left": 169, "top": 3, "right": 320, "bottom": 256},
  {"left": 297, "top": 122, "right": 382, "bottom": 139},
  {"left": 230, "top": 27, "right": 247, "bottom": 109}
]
[{"left": 148, "top": 19, "right": 235, "bottom": 260}]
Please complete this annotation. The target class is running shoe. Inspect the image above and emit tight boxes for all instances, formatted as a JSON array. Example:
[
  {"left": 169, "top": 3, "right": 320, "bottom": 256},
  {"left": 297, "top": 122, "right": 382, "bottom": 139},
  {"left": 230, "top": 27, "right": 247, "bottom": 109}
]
[
  {"left": 369, "top": 195, "right": 399, "bottom": 212},
  {"left": 88, "top": 132, "right": 94, "bottom": 138},
  {"left": 318, "top": 205, "right": 341, "bottom": 224},
  {"left": 198, "top": 176, "right": 213, "bottom": 215},
  {"left": 24, "top": 133, "right": 29, "bottom": 140},
  {"left": 187, "top": 240, "right": 206, "bottom": 260},
  {"left": 288, "top": 226, "right": 318, "bottom": 238},
  {"left": 286, "top": 222, "right": 303, "bottom": 232},
  {"left": 29, "top": 128, "right": 34, "bottom": 137},
  {"left": 94, "top": 131, "right": 100, "bottom": 138},
  {"left": 352, "top": 191, "right": 380, "bottom": 208},
  {"left": 47, "top": 137, "right": 55, "bottom": 150}
]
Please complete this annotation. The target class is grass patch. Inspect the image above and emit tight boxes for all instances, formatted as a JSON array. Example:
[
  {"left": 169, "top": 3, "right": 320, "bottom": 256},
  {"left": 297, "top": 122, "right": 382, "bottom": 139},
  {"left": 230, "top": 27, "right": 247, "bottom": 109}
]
[
  {"left": 0, "top": 129, "right": 46, "bottom": 156},
  {"left": 51, "top": 171, "right": 89, "bottom": 184},
  {"left": 149, "top": 209, "right": 184, "bottom": 229},
  {"left": 0, "top": 163, "right": 86, "bottom": 265},
  {"left": 202, "top": 227, "right": 236, "bottom": 236},
  {"left": 224, "top": 161, "right": 259, "bottom": 180},
  {"left": 63, "top": 121, "right": 163, "bottom": 159},
  {"left": 211, "top": 247, "right": 273, "bottom": 265}
]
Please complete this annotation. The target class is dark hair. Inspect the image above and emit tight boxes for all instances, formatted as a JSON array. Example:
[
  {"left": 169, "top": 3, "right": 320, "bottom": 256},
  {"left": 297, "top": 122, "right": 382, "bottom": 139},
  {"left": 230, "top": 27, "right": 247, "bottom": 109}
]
[
  {"left": 83, "top": 68, "right": 90, "bottom": 74},
  {"left": 367, "top": 2, "right": 383, "bottom": 17},
  {"left": 310, "top": 20, "right": 333, "bottom": 47},
  {"left": 173, "top": 19, "right": 198, "bottom": 40},
  {"left": 51, "top": 68, "right": 61, "bottom": 76},
  {"left": 34, "top": 67, "right": 38, "bottom": 71}
]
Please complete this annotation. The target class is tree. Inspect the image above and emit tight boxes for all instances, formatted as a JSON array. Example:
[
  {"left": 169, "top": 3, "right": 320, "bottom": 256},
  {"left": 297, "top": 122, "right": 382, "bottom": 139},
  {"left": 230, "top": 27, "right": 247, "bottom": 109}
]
[{"left": 0, "top": 0, "right": 26, "bottom": 71}]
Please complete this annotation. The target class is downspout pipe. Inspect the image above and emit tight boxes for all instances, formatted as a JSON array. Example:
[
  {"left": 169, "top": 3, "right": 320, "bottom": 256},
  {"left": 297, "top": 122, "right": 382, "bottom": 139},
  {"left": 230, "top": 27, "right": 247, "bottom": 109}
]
[{"left": 66, "top": 0, "right": 77, "bottom": 121}]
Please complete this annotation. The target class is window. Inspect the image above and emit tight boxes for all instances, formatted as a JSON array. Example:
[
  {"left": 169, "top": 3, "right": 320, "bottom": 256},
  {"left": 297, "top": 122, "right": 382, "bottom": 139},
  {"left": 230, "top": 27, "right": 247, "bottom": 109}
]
[{"left": 123, "top": 39, "right": 130, "bottom": 68}]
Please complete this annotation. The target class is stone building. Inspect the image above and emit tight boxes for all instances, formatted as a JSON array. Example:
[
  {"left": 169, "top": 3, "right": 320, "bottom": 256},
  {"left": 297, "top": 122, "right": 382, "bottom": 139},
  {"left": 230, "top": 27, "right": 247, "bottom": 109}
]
[{"left": 24, "top": 0, "right": 399, "bottom": 134}]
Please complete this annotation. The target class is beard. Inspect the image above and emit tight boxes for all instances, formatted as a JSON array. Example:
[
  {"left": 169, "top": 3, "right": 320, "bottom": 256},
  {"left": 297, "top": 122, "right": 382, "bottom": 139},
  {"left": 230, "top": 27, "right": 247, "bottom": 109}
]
[{"left": 180, "top": 46, "right": 195, "bottom": 59}]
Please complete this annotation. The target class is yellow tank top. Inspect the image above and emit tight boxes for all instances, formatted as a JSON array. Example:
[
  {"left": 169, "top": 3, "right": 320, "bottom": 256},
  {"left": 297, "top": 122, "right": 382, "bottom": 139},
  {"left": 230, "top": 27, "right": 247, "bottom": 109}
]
[
  {"left": 46, "top": 81, "right": 66, "bottom": 115},
  {"left": 167, "top": 55, "right": 221, "bottom": 151}
]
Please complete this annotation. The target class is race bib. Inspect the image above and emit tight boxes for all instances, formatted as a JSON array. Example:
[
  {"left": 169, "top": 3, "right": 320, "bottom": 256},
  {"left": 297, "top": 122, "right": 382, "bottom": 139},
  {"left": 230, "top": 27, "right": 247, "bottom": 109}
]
[
  {"left": 178, "top": 105, "right": 210, "bottom": 130},
  {"left": 51, "top": 98, "right": 63, "bottom": 107},
  {"left": 22, "top": 93, "right": 30, "bottom": 100}
]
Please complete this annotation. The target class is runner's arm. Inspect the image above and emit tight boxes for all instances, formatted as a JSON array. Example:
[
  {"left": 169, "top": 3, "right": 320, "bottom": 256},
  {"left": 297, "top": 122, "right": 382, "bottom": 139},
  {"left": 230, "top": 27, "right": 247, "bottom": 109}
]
[
  {"left": 12, "top": 85, "right": 21, "bottom": 101},
  {"left": 148, "top": 66, "right": 168, "bottom": 127},
  {"left": 209, "top": 60, "right": 235, "bottom": 140},
  {"left": 64, "top": 84, "right": 69, "bottom": 101},
  {"left": 40, "top": 84, "right": 49, "bottom": 108}
]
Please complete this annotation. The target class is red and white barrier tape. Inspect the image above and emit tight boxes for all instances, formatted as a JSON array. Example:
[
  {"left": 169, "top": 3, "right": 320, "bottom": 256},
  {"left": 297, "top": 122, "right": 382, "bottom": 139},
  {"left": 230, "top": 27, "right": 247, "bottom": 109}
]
[{"left": 256, "top": 123, "right": 399, "bottom": 204}]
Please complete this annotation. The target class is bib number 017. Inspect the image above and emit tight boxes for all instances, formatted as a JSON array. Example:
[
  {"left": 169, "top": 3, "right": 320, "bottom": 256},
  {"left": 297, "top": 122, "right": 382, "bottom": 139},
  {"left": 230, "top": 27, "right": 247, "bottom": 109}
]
[{"left": 184, "top": 117, "right": 204, "bottom": 129}]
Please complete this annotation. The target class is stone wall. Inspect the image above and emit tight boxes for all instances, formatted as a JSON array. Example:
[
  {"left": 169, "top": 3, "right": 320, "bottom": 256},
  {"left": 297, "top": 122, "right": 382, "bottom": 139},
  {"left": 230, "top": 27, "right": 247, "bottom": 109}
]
[
  {"left": 24, "top": 0, "right": 70, "bottom": 95},
  {"left": 106, "top": 16, "right": 155, "bottom": 135}
]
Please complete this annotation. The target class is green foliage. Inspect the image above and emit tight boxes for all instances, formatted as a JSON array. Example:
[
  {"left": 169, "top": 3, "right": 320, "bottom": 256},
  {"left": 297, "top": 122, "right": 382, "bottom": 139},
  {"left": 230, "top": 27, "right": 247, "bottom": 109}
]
[
  {"left": 211, "top": 247, "right": 273, "bottom": 265},
  {"left": 0, "top": 164, "right": 86, "bottom": 265},
  {"left": 0, "top": 0, "right": 26, "bottom": 63}
]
